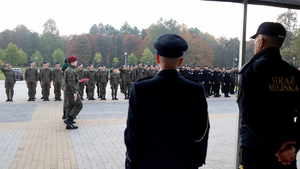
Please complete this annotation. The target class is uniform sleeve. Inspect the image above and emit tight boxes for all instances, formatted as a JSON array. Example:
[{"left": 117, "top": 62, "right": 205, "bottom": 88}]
[
  {"left": 24, "top": 69, "right": 28, "bottom": 81},
  {"left": 192, "top": 86, "right": 210, "bottom": 167},
  {"left": 124, "top": 85, "right": 140, "bottom": 169}
]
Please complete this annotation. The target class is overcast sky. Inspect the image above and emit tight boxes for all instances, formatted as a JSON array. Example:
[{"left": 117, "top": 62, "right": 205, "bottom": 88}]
[{"left": 1, "top": 0, "right": 299, "bottom": 39}]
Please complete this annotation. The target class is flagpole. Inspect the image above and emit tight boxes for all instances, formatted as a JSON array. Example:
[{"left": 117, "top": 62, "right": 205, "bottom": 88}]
[{"left": 236, "top": 0, "right": 248, "bottom": 169}]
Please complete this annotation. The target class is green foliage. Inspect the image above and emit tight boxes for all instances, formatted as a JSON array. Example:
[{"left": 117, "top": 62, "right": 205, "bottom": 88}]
[
  {"left": 140, "top": 48, "right": 155, "bottom": 65},
  {"left": 17, "top": 49, "right": 28, "bottom": 65},
  {"left": 94, "top": 52, "right": 103, "bottom": 64},
  {"left": 3, "top": 43, "right": 27, "bottom": 66},
  {"left": 0, "top": 49, "right": 6, "bottom": 61},
  {"left": 112, "top": 57, "right": 120, "bottom": 67},
  {"left": 128, "top": 53, "right": 138, "bottom": 65},
  {"left": 31, "top": 51, "right": 43, "bottom": 64},
  {"left": 52, "top": 48, "right": 65, "bottom": 64},
  {"left": 5, "top": 43, "right": 19, "bottom": 65}
]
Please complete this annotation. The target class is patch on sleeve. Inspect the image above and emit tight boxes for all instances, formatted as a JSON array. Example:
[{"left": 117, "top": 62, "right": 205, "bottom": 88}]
[{"left": 269, "top": 76, "right": 299, "bottom": 92}]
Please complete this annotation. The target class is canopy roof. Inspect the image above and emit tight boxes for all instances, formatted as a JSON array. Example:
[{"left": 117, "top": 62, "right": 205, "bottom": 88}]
[{"left": 205, "top": 0, "right": 300, "bottom": 9}]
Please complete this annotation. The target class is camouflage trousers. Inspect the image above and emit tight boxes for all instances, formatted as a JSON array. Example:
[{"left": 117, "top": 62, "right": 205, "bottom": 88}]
[
  {"left": 26, "top": 81, "right": 37, "bottom": 99},
  {"left": 86, "top": 83, "right": 95, "bottom": 99},
  {"left": 41, "top": 82, "right": 51, "bottom": 99},
  {"left": 64, "top": 93, "right": 82, "bottom": 119},
  {"left": 111, "top": 83, "right": 119, "bottom": 99},
  {"left": 5, "top": 82, "right": 15, "bottom": 100},
  {"left": 53, "top": 82, "right": 62, "bottom": 99},
  {"left": 97, "top": 82, "right": 107, "bottom": 99},
  {"left": 79, "top": 83, "right": 85, "bottom": 99}
]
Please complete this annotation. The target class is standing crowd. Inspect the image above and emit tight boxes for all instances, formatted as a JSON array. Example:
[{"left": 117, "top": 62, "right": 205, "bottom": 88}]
[{"left": 0, "top": 62, "right": 237, "bottom": 102}]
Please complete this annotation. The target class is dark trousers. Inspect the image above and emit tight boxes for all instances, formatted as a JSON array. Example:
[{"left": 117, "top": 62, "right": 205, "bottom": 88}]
[
  {"left": 240, "top": 147, "right": 297, "bottom": 169},
  {"left": 26, "top": 81, "right": 37, "bottom": 99}
]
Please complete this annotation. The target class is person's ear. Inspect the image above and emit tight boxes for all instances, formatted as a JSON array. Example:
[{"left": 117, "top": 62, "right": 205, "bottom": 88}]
[
  {"left": 177, "top": 58, "right": 184, "bottom": 67},
  {"left": 156, "top": 55, "right": 160, "bottom": 64}
]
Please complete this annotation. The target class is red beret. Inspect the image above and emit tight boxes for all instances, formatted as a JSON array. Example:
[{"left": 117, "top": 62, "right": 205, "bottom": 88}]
[{"left": 68, "top": 56, "right": 77, "bottom": 63}]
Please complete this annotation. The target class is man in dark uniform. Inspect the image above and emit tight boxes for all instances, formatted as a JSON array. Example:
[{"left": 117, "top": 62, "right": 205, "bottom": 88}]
[
  {"left": 64, "top": 56, "right": 82, "bottom": 130},
  {"left": 238, "top": 22, "right": 300, "bottom": 169},
  {"left": 212, "top": 67, "right": 221, "bottom": 97},
  {"left": 24, "top": 61, "right": 39, "bottom": 101},
  {"left": 86, "top": 64, "right": 96, "bottom": 100},
  {"left": 39, "top": 62, "right": 52, "bottom": 101},
  {"left": 0, "top": 63, "right": 16, "bottom": 102},
  {"left": 124, "top": 34, "right": 209, "bottom": 169},
  {"left": 222, "top": 69, "right": 231, "bottom": 97},
  {"left": 52, "top": 63, "right": 63, "bottom": 101}
]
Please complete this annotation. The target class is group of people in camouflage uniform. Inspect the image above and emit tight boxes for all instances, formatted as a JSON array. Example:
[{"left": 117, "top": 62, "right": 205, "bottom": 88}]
[{"left": 0, "top": 61, "right": 238, "bottom": 102}]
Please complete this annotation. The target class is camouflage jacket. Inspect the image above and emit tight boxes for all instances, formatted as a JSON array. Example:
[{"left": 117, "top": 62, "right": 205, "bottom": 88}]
[
  {"left": 96, "top": 70, "right": 109, "bottom": 83},
  {"left": 24, "top": 68, "right": 38, "bottom": 82},
  {"left": 39, "top": 68, "right": 52, "bottom": 83},
  {"left": 1, "top": 66, "right": 16, "bottom": 83},
  {"left": 64, "top": 65, "right": 79, "bottom": 95},
  {"left": 51, "top": 69, "right": 63, "bottom": 83}
]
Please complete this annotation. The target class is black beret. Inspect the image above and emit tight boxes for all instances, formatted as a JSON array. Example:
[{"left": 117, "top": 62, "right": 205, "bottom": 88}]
[{"left": 154, "top": 34, "right": 188, "bottom": 58}]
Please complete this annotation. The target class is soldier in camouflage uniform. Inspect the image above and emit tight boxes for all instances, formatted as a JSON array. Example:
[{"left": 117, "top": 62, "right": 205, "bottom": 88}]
[
  {"left": 96, "top": 66, "right": 109, "bottom": 100},
  {"left": 52, "top": 63, "right": 63, "bottom": 101},
  {"left": 39, "top": 62, "right": 52, "bottom": 101},
  {"left": 24, "top": 62, "right": 39, "bottom": 101},
  {"left": 77, "top": 64, "right": 86, "bottom": 100},
  {"left": 110, "top": 68, "right": 120, "bottom": 100},
  {"left": 64, "top": 56, "right": 82, "bottom": 130},
  {"left": 86, "top": 64, "right": 96, "bottom": 100},
  {"left": 0, "top": 63, "right": 16, "bottom": 102},
  {"left": 119, "top": 66, "right": 131, "bottom": 99}
]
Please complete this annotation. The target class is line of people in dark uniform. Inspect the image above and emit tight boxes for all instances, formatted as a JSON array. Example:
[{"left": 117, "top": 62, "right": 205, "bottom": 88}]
[{"left": 179, "top": 66, "right": 239, "bottom": 97}]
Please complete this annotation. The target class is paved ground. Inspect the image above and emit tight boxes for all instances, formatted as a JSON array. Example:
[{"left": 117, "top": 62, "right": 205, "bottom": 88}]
[{"left": 0, "top": 80, "right": 296, "bottom": 169}]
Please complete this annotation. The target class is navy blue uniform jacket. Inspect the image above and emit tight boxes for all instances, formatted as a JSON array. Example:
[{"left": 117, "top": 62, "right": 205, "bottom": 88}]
[
  {"left": 238, "top": 47, "right": 300, "bottom": 153},
  {"left": 124, "top": 69, "right": 209, "bottom": 169}
]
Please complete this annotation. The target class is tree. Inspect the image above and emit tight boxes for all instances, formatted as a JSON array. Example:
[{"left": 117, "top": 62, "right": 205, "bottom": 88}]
[
  {"left": 90, "top": 24, "right": 99, "bottom": 35},
  {"left": 140, "top": 48, "right": 155, "bottom": 65},
  {"left": 112, "top": 57, "right": 120, "bottom": 67},
  {"left": 128, "top": 53, "right": 138, "bottom": 65},
  {"left": 31, "top": 51, "right": 43, "bottom": 64},
  {"left": 277, "top": 9, "right": 298, "bottom": 64},
  {"left": 17, "top": 49, "right": 28, "bottom": 66},
  {"left": 5, "top": 43, "right": 19, "bottom": 65},
  {"left": 52, "top": 48, "right": 65, "bottom": 64},
  {"left": 0, "top": 49, "right": 6, "bottom": 62},
  {"left": 43, "top": 19, "right": 59, "bottom": 35},
  {"left": 94, "top": 52, "right": 103, "bottom": 64}
]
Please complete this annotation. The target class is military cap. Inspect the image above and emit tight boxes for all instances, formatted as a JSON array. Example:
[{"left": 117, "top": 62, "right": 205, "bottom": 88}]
[
  {"left": 251, "top": 22, "right": 286, "bottom": 42},
  {"left": 67, "top": 56, "right": 77, "bottom": 63},
  {"left": 154, "top": 34, "right": 188, "bottom": 58}
]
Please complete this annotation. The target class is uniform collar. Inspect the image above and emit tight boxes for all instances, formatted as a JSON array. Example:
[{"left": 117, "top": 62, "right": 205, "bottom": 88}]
[
  {"left": 157, "top": 69, "right": 179, "bottom": 77},
  {"left": 241, "top": 47, "right": 281, "bottom": 73}
]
